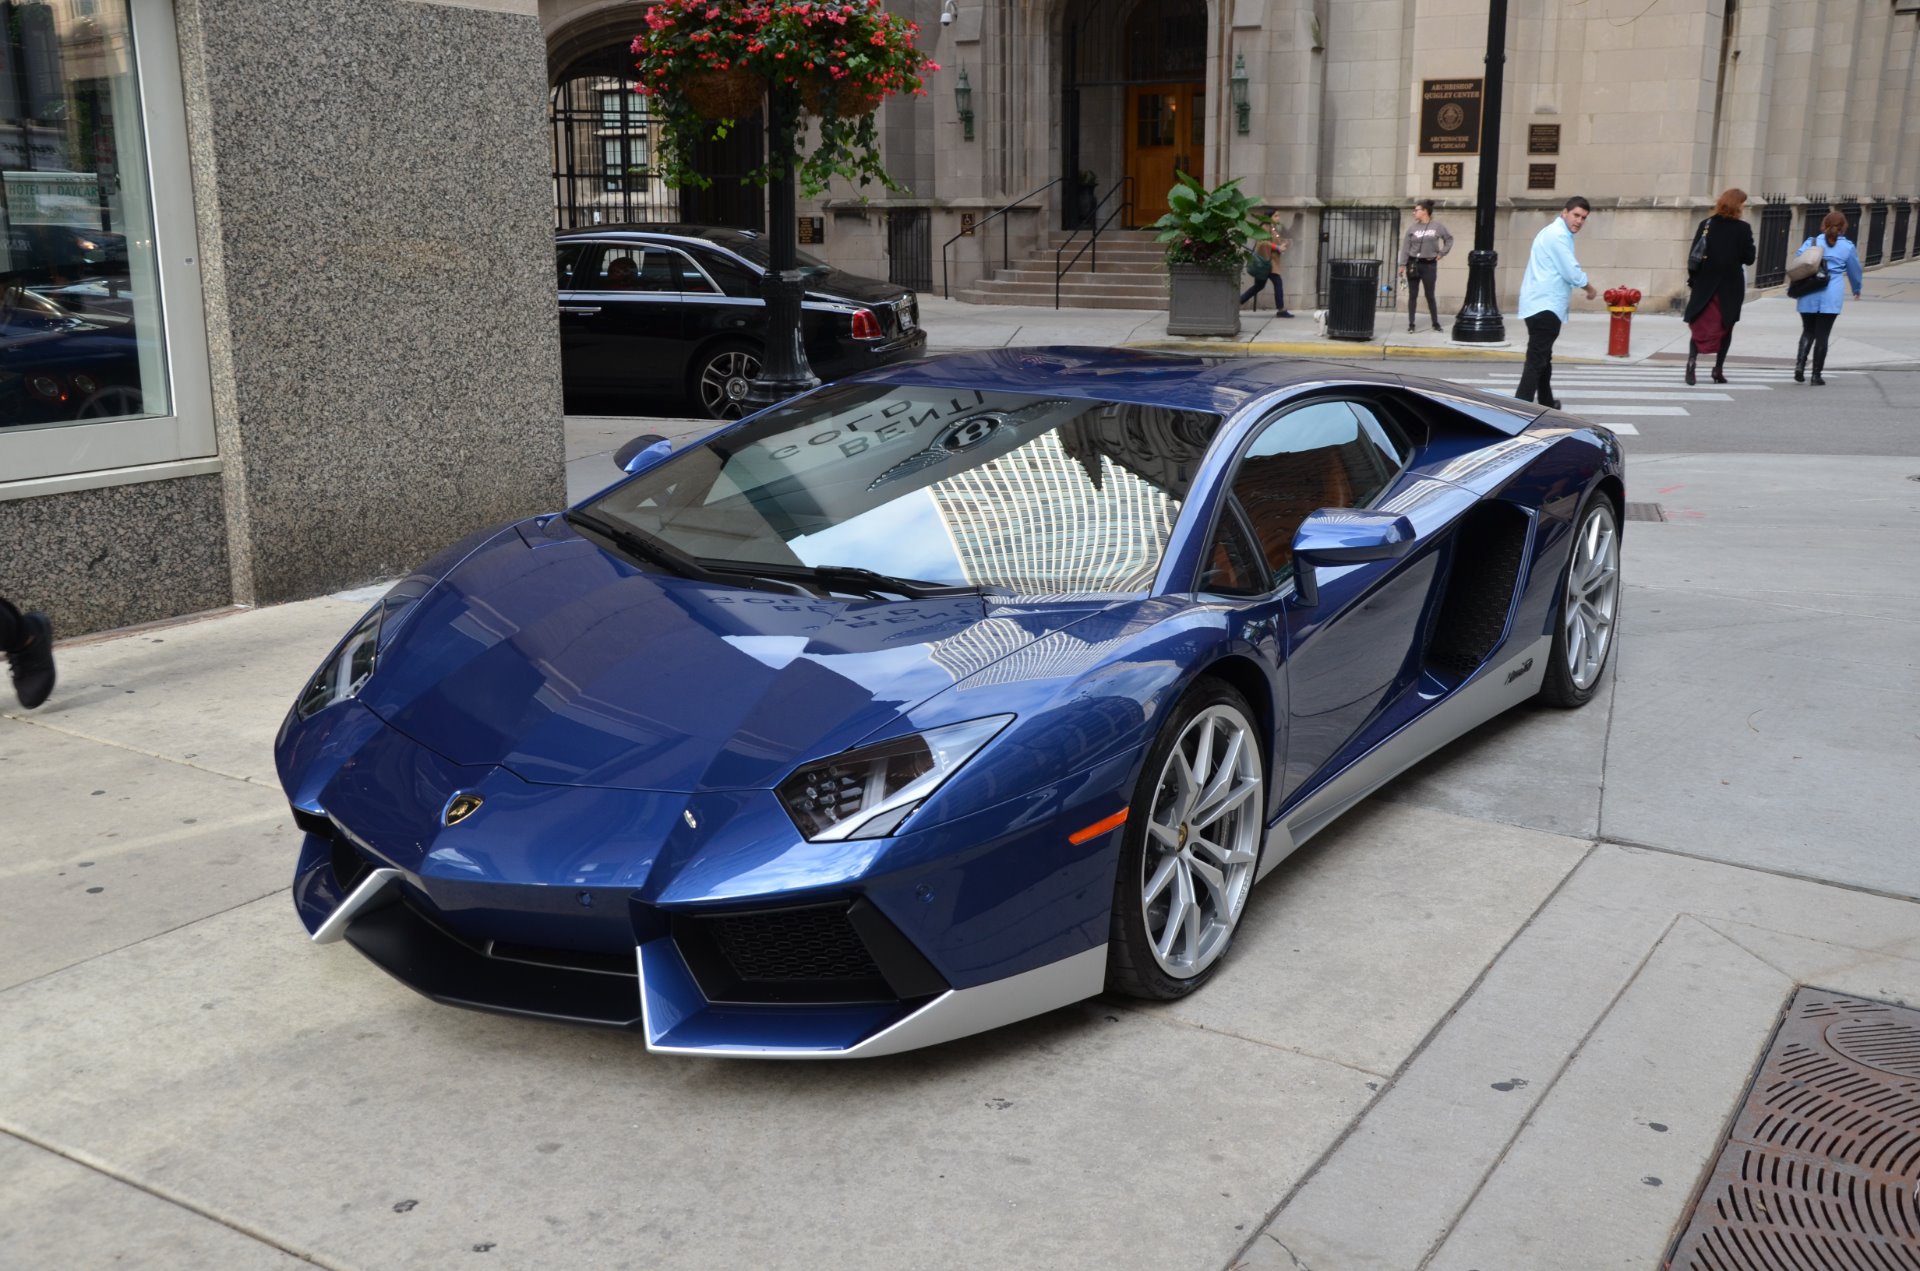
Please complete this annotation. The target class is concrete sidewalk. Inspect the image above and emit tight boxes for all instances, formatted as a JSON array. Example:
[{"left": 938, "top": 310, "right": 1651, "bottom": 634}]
[{"left": 920, "top": 252, "right": 1920, "bottom": 368}]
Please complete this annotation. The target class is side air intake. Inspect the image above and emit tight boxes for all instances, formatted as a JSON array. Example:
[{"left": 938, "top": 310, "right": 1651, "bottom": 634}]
[{"left": 1426, "top": 502, "right": 1530, "bottom": 679}]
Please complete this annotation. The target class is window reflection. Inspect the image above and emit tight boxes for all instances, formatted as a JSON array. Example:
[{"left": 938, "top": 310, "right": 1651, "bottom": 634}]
[
  {"left": 2, "top": 0, "right": 164, "bottom": 429},
  {"left": 587, "top": 385, "right": 1224, "bottom": 596}
]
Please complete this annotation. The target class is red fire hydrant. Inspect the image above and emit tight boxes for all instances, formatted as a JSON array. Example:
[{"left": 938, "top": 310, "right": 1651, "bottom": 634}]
[{"left": 1604, "top": 287, "right": 1642, "bottom": 358}]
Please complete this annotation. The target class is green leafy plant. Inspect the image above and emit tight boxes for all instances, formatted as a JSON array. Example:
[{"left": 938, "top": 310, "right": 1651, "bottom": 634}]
[
  {"left": 1147, "top": 172, "right": 1270, "bottom": 269},
  {"left": 630, "top": 0, "right": 940, "bottom": 196}
]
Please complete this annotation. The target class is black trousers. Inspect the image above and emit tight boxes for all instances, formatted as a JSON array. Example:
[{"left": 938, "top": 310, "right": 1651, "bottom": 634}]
[
  {"left": 1800, "top": 312, "right": 1838, "bottom": 371},
  {"left": 1515, "top": 312, "right": 1562, "bottom": 404},
  {"left": 1406, "top": 259, "right": 1439, "bottom": 324},
  {"left": 1240, "top": 272, "right": 1285, "bottom": 310},
  {"left": 0, "top": 598, "right": 25, "bottom": 652}
]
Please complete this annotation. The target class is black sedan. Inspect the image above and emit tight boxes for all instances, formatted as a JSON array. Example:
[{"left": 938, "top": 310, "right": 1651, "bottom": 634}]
[{"left": 555, "top": 225, "right": 927, "bottom": 419}]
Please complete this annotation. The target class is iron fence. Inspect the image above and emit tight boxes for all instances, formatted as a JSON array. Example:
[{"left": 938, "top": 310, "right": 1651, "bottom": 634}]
[
  {"left": 1894, "top": 202, "right": 1912, "bottom": 263},
  {"left": 1837, "top": 197, "right": 1863, "bottom": 247},
  {"left": 886, "top": 209, "right": 932, "bottom": 292},
  {"left": 1865, "top": 202, "right": 1889, "bottom": 266},
  {"left": 550, "top": 76, "right": 679, "bottom": 229},
  {"left": 1316, "top": 207, "right": 1401, "bottom": 308},
  {"left": 1802, "top": 195, "right": 1829, "bottom": 242},
  {"left": 1754, "top": 196, "right": 1793, "bottom": 288}
]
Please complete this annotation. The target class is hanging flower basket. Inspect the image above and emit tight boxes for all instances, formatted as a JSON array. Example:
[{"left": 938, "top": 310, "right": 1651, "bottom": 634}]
[
  {"left": 631, "top": 0, "right": 940, "bottom": 196},
  {"left": 682, "top": 67, "right": 767, "bottom": 120},
  {"left": 800, "top": 79, "right": 883, "bottom": 119}
]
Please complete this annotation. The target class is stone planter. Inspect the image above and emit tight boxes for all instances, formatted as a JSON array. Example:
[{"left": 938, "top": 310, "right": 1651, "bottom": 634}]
[{"left": 1166, "top": 262, "right": 1242, "bottom": 336}]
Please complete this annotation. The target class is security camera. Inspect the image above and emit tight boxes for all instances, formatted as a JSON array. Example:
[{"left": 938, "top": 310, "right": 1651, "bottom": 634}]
[{"left": 940, "top": 0, "right": 957, "bottom": 26}]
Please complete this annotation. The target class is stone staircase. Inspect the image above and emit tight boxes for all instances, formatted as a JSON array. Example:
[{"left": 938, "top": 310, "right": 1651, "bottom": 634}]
[{"left": 955, "top": 228, "right": 1170, "bottom": 309}]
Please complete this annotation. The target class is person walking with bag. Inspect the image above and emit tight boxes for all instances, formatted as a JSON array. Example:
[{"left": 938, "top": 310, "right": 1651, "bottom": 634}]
[
  {"left": 1514, "top": 197, "right": 1597, "bottom": 408},
  {"left": 1239, "top": 213, "right": 1293, "bottom": 317},
  {"left": 1681, "top": 188, "right": 1756, "bottom": 385},
  {"left": 1402, "top": 199, "right": 1454, "bottom": 332},
  {"left": 1791, "top": 210, "right": 1863, "bottom": 386}
]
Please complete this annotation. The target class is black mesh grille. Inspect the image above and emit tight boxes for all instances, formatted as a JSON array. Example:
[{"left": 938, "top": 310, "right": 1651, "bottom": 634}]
[
  {"left": 1427, "top": 502, "right": 1530, "bottom": 679},
  {"left": 704, "top": 905, "right": 884, "bottom": 982}
]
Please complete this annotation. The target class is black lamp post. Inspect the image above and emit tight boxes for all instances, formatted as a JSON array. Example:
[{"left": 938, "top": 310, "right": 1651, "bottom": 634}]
[
  {"left": 1451, "top": 0, "right": 1509, "bottom": 344},
  {"left": 744, "top": 81, "right": 821, "bottom": 410}
]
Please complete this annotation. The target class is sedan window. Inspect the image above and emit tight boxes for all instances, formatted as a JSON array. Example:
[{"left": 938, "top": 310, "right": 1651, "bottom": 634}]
[{"left": 1230, "top": 399, "right": 1410, "bottom": 578}]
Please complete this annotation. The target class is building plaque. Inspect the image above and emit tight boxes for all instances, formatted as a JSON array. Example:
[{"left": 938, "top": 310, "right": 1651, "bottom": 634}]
[
  {"left": 1419, "top": 79, "right": 1483, "bottom": 155},
  {"left": 1432, "top": 161, "right": 1463, "bottom": 191},
  {"left": 1528, "top": 124, "right": 1560, "bottom": 155},
  {"left": 959, "top": 211, "right": 976, "bottom": 237},
  {"left": 798, "top": 215, "right": 825, "bottom": 245},
  {"left": 1528, "top": 163, "right": 1557, "bottom": 190}
]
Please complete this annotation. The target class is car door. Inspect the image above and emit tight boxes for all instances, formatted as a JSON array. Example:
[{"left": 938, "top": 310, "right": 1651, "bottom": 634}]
[
  {"left": 557, "top": 242, "right": 685, "bottom": 396},
  {"left": 1224, "top": 397, "right": 1433, "bottom": 805}
]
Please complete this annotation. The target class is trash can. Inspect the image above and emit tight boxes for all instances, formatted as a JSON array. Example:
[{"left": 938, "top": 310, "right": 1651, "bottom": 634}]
[{"left": 1326, "top": 258, "right": 1382, "bottom": 340}]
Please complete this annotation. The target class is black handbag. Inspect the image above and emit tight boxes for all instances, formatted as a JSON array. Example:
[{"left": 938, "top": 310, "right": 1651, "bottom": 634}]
[{"left": 1687, "top": 218, "right": 1711, "bottom": 274}]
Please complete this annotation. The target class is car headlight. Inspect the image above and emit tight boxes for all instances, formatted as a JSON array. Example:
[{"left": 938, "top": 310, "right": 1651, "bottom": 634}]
[
  {"left": 294, "top": 605, "right": 384, "bottom": 720},
  {"left": 777, "top": 715, "right": 1012, "bottom": 841}
]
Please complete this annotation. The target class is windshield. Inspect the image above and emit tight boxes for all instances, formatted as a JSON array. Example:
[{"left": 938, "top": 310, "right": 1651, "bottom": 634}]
[{"left": 580, "top": 383, "right": 1223, "bottom": 595}]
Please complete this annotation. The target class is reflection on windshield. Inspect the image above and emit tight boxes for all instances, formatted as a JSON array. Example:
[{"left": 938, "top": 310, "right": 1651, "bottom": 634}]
[{"left": 583, "top": 384, "right": 1222, "bottom": 595}]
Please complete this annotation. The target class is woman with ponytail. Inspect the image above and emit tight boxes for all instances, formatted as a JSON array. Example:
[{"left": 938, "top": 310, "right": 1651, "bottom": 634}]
[{"left": 1793, "top": 210, "right": 1864, "bottom": 386}]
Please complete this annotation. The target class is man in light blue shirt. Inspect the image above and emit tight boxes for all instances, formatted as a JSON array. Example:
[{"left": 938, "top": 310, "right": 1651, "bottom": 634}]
[{"left": 1515, "top": 196, "right": 1599, "bottom": 407}]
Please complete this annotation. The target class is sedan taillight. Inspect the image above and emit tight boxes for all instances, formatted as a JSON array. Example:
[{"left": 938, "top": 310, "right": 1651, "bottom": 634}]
[{"left": 851, "top": 308, "right": 883, "bottom": 340}]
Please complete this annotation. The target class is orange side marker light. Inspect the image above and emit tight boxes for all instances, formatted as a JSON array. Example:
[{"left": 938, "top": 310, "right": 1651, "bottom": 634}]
[{"left": 1067, "top": 807, "right": 1129, "bottom": 846}]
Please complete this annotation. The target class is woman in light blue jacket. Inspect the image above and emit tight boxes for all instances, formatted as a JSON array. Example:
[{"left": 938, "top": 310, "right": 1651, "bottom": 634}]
[{"left": 1794, "top": 210, "right": 1864, "bottom": 386}]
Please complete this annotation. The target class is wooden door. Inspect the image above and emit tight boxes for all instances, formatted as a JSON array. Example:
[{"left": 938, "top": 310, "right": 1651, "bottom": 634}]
[{"left": 1126, "top": 84, "right": 1204, "bottom": 223}]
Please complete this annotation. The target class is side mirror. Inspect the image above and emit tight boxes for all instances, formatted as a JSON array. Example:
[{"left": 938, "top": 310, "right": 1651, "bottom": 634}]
[
  {"left": 613, "top": 433, "right": 673, "bottom": 474},
  {"left": 1290, "top": 509, "right": 1416, "bottom": 605}
]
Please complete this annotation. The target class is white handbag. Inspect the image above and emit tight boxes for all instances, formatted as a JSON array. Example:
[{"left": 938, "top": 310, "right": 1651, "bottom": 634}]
[{"left": 1784, "top": 240, "right": 1824, "bottom": 283}]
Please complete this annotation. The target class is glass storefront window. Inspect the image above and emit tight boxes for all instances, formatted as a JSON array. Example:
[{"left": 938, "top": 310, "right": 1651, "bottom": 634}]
[{"left": 2, "top": 0, "right": 166, "bottom": 431}]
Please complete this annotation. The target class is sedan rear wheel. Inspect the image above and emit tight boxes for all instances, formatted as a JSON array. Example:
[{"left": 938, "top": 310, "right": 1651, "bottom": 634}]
[
  {"left": 692, "top": 343, "right": 762, "bottom": 420},
  {"left": 1539, "top": 495, "right": 1621, "bottom": 707},
  {"left": 1108, "top": 681, "right": 1265, "bottom": 999}
]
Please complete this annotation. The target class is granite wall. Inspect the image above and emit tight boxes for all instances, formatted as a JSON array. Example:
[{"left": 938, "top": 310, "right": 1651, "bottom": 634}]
[
  {"left": 0, "top": 475, "right": 233, "bottom": 636},
  {"left": 173, "top": 0, "right": 566, "bottom": 606}
]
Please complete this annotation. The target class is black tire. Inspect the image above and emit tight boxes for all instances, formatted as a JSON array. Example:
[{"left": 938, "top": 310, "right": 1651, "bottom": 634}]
[
  {"left": 688, "top": 341, "right": 762, "bottom": 420},
  {"left": 1106, "top": 677, "right": 1267, "bottom": 1000},
  {"left": 1538, "top": 492, "right": 1622, "bottom": 708}
]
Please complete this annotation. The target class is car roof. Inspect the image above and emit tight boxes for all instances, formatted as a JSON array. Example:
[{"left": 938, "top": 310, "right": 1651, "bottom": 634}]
[
  {"left": 849, "top": 347, "right": 1409, "bottom": 417},
  {"left": 555, "top": 224, "right": 761, "bottom": 249}
]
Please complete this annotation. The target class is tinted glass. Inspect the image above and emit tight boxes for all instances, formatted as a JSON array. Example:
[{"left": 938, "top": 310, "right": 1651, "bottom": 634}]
[
  {"left": 1232, "top": 399, "right": 1408, "bottom": 576},
  {"left": 582, "top": 384, "right": 1224, "bottom": 595},
  {"left": 718, "top": 236, "right": 831, "bottom": 276},
  {"left": 3, "top": 0, "right": 166, "bottom": 429}
]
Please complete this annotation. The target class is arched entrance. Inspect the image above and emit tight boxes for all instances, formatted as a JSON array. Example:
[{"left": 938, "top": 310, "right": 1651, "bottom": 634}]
[
  {"left": 1061, "top": 0, "right": 1207, "bottom": 225},
  {"left": 548, "top": 37, "right": 764, "bottom": 230}
]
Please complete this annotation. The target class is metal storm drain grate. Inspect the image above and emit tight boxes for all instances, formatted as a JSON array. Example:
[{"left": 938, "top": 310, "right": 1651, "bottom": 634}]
[
  {"left": 1624, "top": 502, "right": 1666, "bottom": 523},
  {"left": 1667, "top": 989, "right": 1920, "bottom": 1269}
]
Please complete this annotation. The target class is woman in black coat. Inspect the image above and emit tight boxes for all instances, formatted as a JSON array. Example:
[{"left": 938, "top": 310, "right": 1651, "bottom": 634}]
[{"left": 1682, "top": 188, "right": 1757, "bottom": 384}]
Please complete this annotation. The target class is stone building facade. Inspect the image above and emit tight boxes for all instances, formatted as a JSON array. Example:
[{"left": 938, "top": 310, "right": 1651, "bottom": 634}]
[
  {"left": 542, "top": 0, "right": 1920, "bottom": 315},
  {"left": 2, "top": 0, "right": 564, "bottom": 636}
]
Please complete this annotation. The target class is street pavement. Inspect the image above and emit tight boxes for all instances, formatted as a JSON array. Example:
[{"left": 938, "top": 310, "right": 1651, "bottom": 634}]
[{"left": 3, "top": 262, "right": 1918, "bottom": 1270}]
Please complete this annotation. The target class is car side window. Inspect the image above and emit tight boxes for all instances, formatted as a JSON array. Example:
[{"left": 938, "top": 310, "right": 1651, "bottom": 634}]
[
  {"left": 1230, "top": 398, "right": 1409, "bottom": 577},
  {"left": 1199, "top": 503, "right": 1265, "bottom": 595},
  {"left": 703, "top": 255, "right": 758, "bottom": 298},
  {"left": 556, "top": 243, "right": 584, "bottom": 288},
  {"left": 657, "top": 248, "right": 720, "bottom": 294}
]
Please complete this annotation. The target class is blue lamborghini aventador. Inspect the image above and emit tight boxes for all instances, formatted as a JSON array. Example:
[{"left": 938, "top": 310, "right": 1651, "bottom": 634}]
[{"left": 276, "top": 348, "right": 1624, "bottom": 1057}]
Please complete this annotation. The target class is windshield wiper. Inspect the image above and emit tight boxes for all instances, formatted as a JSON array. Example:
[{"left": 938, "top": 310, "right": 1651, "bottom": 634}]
[
  {"left": 563, "top": 510, "right": 729, "bottom": 584},
  {"left": 706, "top": 561, "right": 979, "bottom": 601}
]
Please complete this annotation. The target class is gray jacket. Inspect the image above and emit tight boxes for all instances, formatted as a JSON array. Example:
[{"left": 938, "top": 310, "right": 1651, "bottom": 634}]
[{"left": 1403, "top": 220, "right": 1455, "bottom": 263}]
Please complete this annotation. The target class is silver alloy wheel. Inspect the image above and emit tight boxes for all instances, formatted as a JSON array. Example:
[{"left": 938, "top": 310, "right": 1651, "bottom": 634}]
[
  {"left": 698, "top": 349, "right": 761, "bottom": 419},
  {"left": 1141, "top": 704, "right": 1264, "bottom": 979},
  {"left": 1564, "top": 501, "right": 1621, "bottom": 691}
]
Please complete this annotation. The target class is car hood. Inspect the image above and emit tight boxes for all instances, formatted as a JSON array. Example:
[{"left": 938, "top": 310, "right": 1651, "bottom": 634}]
[{"left": 357, "top": 519, "right": 1110, "bottom": 793}]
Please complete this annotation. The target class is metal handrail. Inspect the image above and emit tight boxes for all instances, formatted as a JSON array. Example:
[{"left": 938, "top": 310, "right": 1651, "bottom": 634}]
[
  {"left": 941, "top": 175, "right": 1071, "bottom": 299},
  {"left": 1053, "top": 178, "right": 1137, "bottom": 310}
]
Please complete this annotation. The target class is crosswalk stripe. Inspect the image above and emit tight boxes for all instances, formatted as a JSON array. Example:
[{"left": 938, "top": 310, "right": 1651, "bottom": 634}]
[
  {"left": 1598, "top": 422, "right": 1640, "bottom": 435},
  {"left": 1538, "top": 390, "right": 1733, "bottom": 402},
  {"left": 1446, "top": 378, "right": 1775, "bottom": 389},
  {"left": 1558, "top": 405, "right": 1690, "bottom": 415}
]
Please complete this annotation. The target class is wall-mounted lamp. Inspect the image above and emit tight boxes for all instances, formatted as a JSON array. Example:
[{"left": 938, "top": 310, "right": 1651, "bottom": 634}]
[
  {"left": 1231, "top": 52, "right": 1250, "bottom": 134},
  {"left": 956, "top": 66, "right": 974, "bottom": 141}
]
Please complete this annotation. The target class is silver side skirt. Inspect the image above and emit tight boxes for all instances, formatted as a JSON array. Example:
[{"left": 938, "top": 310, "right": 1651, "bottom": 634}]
[
  {"left": 640, "top": 943, "right": 1111, "bottom": 1060},
  {"left": 310, "top": 868, "right": 402, "bottom": 944},
  {"left": 1257, "top": 635, "right": 1552, "bottom": 881}
]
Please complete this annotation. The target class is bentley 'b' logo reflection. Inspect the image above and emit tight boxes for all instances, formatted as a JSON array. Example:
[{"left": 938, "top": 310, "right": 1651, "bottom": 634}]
[{"left": 443, "top": 793, "right": 485, "bottom": 826}]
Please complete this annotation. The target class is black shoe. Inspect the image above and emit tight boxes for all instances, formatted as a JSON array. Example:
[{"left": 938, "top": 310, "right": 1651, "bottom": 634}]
[
  {"left": 1408, "top": 324, "right": 1417, "bottom": 333},
  {"left": 1276, "top": 310, "right": 1295, "bottom": 319},
  {"left": 1811, "top": 371, "right": 1826, "bottom": 386},
  {"left": 1794, "top": 336, "right": 1811, "bottom": 382},
  {"left": 1541, "top": 396, "right": 1562, "bottom": 411},
  {"left": 1684, "top": 355, "right": 1697, "bottom": 386},
  {"left": 1431, "top": 322, "right": 1445, "bottom": 333},
  {"left": 6, "top": 610, "right": 54, "bottom": 710}
]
